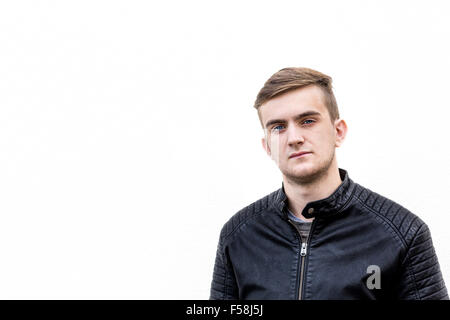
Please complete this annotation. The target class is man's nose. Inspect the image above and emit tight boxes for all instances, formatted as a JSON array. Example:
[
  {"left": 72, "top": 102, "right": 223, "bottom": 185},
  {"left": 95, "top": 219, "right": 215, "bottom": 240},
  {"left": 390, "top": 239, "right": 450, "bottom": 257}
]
[{"left": 287, "top": 125, "right": 305, "bottom": 146}]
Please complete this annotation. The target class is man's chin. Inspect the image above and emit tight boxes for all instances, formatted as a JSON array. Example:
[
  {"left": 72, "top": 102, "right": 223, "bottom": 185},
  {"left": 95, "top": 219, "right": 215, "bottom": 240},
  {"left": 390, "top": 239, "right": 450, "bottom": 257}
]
[
  {"left": 289, "top": 162, "right": 315, "bottom": 174},
  {"left": 283, "top": 164, "right": 326, "bottom": 184}
]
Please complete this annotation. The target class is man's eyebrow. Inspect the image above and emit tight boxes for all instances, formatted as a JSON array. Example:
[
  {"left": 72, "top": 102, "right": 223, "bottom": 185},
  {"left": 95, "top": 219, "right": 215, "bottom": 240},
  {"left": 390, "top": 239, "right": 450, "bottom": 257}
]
[{"left": 264, "top": 111, "right": 322, "bottom": 129}]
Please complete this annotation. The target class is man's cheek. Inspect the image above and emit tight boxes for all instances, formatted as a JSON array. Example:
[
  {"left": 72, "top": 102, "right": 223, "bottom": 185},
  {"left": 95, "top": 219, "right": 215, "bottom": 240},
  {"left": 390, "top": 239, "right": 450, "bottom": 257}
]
[{"left": 269, "top": 135, "right": 282, "bottom": 165}]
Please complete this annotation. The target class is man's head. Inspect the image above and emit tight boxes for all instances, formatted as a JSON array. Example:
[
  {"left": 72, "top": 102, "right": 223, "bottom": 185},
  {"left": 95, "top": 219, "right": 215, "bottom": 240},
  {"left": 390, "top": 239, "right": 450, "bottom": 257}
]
[{"left": 254, "top": 67, "right": 347, "bottom": 184}]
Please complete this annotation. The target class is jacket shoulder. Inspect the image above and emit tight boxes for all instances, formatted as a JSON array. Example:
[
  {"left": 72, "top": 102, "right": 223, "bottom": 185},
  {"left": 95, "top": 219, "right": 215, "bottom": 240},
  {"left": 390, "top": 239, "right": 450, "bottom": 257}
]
[
  {"left": 352, "top": 183, "right": 426, "bottom": 246},
  {"left": 219, "top": 189, "right": 278, "bottom": 242}
]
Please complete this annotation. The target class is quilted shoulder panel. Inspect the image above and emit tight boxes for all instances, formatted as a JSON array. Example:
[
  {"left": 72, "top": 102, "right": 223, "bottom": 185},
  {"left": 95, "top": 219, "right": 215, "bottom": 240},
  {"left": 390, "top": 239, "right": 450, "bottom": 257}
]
[
  {"left": 353, "top": 183, "right": 448, "bottom": 299},
  {"left": 220, "top": 189, "right": 277, "bottom": 242},
  {"left": 353, "top": 183, "right": 423, "bottom": 246}
]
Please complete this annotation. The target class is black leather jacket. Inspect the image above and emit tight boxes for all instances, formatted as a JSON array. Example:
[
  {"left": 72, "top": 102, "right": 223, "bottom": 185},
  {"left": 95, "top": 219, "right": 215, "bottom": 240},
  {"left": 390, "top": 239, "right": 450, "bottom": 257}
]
[{"left": 209, "top": 168, "right": 448, "bottom": 300}]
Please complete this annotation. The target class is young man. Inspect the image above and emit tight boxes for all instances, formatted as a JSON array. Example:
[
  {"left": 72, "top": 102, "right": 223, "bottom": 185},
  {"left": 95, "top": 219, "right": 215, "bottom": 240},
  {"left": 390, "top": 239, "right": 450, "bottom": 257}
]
[{"left": 209, "top": 67, "right": 448, "bottom": 300}]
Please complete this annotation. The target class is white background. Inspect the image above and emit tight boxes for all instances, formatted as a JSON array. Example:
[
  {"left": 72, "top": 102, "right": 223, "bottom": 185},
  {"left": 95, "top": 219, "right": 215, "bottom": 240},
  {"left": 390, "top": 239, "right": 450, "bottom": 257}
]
[{"left": 0, "top": 0, "right": 449, "bottom": 299}]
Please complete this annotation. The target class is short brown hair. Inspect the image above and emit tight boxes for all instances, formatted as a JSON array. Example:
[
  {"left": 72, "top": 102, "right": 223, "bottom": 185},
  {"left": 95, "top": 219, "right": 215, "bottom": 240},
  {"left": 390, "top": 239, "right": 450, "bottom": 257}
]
[{"left": 253, "top": 67, "right": 339, "bottom": 128}]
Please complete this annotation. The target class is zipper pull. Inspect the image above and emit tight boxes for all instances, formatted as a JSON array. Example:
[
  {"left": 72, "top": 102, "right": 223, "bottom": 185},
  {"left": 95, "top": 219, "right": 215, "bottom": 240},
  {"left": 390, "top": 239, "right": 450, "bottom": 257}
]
[{"left": 300, "top": 242, "right": 307, "bottom": 256}]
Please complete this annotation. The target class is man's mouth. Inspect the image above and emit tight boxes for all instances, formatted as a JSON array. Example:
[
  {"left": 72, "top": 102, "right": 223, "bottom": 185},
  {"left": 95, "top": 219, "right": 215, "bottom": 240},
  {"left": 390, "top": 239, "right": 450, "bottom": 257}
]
[{"left": 289, "top": 151, "right": 312, "bottom": 159}]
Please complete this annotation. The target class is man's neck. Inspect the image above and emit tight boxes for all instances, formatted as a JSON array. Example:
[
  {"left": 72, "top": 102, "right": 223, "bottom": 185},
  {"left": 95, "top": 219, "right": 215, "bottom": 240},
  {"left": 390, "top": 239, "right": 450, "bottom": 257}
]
[{"left": 283, "top": 164, "right": 343, "bottom": 222}]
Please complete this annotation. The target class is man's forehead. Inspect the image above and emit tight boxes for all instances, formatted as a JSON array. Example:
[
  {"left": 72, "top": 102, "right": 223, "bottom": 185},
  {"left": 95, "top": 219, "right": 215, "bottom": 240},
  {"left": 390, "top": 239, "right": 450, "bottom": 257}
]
[{"left": 260, "top": 86, "right": 328, "bottom": 123}]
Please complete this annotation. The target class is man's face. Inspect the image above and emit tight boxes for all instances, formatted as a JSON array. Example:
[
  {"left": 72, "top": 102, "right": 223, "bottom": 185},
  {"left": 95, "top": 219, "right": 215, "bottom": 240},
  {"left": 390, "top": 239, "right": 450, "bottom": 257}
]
[{"left": 260, "top": 85, "right": 347, "bottom": 184}]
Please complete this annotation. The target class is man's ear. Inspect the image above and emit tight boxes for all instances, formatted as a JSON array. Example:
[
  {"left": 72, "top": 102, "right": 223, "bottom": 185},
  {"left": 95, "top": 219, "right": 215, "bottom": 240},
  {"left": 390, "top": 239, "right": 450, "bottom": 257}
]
[
  {"left": 262, "top": 136, "right": 271, "bottom": 156},
  {"left": 334, "top": 119, "right": 348, "bottom": 147}
]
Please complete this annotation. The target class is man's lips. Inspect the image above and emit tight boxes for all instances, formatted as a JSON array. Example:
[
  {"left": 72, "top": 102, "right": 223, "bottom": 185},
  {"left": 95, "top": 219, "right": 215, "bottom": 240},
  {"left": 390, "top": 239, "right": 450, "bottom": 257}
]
[{"left": 289, "top": 151, "right": 312, "bottom": 159}]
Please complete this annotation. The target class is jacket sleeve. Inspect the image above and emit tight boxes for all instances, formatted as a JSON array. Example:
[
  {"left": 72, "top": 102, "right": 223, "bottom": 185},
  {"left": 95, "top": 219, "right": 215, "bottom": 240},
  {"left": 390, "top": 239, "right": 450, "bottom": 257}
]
[
  {"left": 397, "top": 222, "right": 449, "bottom": 300},
  {"left": 209, "top": 231, "right": 239, "bottom": 300}
]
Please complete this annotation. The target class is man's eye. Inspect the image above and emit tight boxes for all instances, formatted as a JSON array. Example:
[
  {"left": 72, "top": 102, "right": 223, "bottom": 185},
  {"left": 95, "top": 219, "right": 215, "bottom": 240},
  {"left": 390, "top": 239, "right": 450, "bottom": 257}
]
[
  {"left": 303, "top": 119, "right": 315, "bottom": 125},
  {"left": 272, "top": 125, "right": 284, "bottom": 131}
]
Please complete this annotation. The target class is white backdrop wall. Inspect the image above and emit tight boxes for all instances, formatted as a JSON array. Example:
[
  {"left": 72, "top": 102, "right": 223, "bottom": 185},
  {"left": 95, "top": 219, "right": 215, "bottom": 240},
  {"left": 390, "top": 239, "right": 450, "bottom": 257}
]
[{"left": 0, "top": 0, "right": 449, "bottom": 299}]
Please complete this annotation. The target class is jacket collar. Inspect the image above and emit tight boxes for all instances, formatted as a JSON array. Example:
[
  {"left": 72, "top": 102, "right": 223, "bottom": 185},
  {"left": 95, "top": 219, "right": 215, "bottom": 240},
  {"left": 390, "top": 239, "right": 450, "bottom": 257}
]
[{"left": 272, "top": 168, "right": 356, "bottom": 219}]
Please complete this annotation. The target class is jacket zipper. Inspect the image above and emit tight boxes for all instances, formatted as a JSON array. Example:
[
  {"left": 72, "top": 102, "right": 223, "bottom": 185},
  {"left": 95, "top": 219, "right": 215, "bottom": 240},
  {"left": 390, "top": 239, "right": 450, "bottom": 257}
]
[{"left": 288, "top": 219, "right": 316, "bottom": 300}]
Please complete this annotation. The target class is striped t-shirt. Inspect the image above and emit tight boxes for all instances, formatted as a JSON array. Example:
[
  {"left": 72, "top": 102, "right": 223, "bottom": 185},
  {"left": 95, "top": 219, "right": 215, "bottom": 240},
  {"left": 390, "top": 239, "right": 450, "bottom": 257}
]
[{"left": 287, "top": 209, "right": 312, "bottom": 242}]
